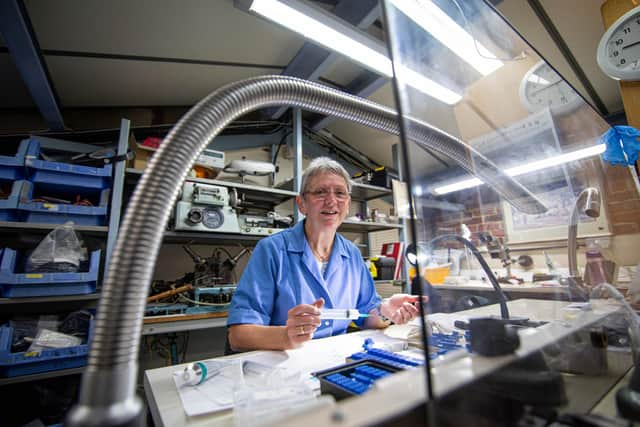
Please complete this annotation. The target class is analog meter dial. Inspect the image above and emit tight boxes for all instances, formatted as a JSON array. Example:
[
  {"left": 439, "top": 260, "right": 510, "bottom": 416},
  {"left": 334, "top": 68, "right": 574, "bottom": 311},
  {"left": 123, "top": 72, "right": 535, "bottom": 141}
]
[
  {"left": 519, "top": 61, "right": 581, "bottom": 115},
  {"left": 597, "top": 6, "right": 640, "bottom": 81},
  {"left": 202, "top": 207, "right": 225, "bottom": 229}
]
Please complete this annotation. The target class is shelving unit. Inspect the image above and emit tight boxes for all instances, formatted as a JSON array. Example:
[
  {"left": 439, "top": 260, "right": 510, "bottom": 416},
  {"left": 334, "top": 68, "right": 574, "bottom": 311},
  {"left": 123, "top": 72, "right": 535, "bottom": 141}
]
[
  {"left": 0, "top": 120, "right": 130, "bottom": 386},
  {"left": 126, "top": 167, "right": 300, "bottom": 332},
  {"left": 124, "top": 135, "right": 405, "bottom": 334}
]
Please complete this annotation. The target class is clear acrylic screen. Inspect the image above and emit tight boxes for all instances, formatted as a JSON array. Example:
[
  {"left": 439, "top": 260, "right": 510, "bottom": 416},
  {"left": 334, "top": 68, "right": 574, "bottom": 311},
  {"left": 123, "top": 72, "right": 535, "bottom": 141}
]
[{"left": 383, "top": 0, "right": 640, "bottom": 423}]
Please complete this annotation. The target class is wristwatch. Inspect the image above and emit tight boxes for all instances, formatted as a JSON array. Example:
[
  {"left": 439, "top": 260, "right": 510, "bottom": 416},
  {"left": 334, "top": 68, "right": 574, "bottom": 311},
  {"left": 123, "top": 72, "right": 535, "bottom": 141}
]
[{"left": 375, "top": 299, "right": 391, "bottom": 323}]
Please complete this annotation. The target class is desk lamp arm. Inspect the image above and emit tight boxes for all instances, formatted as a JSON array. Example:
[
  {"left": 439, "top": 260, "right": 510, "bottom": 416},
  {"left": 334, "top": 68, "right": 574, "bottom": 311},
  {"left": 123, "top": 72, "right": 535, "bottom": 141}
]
[{"left": 429, "top": 234, "right": 509, "bottom": 319}]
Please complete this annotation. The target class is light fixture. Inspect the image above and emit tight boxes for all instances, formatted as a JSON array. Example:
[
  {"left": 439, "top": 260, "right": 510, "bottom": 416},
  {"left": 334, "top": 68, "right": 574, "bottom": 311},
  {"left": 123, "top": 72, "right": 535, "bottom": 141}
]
[
  {"left": 388, "top": 0, "right": 503, "bottom": 76},
  {"left": 245, "top": 0, "right": 462, "bottom": 104},
  {"left": 433, "top": 143, "right": 606, "bottom": 195}
]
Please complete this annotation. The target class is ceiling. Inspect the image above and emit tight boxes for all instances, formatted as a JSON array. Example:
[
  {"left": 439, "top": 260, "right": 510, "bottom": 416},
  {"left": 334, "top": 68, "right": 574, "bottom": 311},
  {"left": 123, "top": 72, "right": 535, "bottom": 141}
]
[{"left": 0, "top": 0, "right": 624, "bottom": 169}]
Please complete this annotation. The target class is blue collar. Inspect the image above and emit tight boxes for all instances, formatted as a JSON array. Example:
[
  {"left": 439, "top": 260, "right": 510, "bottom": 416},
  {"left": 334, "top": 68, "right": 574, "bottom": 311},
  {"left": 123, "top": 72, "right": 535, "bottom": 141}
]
[{"left": 284, "top": 220, "right": 350, "bottom": 260}]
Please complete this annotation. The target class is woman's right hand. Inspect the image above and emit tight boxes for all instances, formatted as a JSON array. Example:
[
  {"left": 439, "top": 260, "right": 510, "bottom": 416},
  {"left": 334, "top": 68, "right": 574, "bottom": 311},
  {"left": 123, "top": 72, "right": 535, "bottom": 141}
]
[{"left": 285, "top": 298, "right": 324, "bottom": 348}]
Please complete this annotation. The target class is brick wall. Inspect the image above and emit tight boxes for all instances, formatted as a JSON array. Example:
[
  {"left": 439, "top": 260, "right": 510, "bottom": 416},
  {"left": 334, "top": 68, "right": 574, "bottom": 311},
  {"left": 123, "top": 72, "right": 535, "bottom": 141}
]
[
  {"left": 428, "top": 187, "right": 505, "bottom": 246},
  {"left": 604, "top": 163, "right": 640, "bottom": 235}
]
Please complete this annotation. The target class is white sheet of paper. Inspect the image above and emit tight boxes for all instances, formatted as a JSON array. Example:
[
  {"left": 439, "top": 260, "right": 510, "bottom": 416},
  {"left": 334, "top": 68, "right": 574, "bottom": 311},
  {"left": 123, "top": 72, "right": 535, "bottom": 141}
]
[{"left": 173, "top": 367, "right": 237, "bottom": 416}]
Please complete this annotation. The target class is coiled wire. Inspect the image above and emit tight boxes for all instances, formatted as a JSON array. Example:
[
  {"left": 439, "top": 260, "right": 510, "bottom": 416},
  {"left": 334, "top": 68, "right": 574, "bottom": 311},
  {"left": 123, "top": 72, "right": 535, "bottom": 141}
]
[{"left": 76, "top": 75, "right": 545, "bottom": 413}]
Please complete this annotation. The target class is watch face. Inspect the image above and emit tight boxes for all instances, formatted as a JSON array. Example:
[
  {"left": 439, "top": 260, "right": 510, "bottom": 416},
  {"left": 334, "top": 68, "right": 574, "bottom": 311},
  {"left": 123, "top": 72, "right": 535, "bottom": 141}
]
[
  {"left": 597, "top": 6, "right": 640, "bottom": 81},
  {"left": 202, "top": 207, "right": 225, "bottom": 229},
  {"left": 519, "top": 61, "right": 581, "bottom": 115}
]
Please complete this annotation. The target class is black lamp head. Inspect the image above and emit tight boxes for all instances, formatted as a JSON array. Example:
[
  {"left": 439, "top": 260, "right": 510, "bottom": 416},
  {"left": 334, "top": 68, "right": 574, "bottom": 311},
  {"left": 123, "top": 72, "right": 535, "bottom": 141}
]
[{"left": 405, "top": 243, "right": 418, "bottom": 266}]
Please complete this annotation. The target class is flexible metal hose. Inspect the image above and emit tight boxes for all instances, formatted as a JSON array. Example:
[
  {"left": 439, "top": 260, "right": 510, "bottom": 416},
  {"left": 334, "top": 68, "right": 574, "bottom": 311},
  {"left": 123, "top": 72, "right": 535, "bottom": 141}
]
[
  {"left": 68, "top": 75, "right": 545, "bottom": 425},
  {"left": 568, "top": 187, "right": 601, "bottom": 277}
]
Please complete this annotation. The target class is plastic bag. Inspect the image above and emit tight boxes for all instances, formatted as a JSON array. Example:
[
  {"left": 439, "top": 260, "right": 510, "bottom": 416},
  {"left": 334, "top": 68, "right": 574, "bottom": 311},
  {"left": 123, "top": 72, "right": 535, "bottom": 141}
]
[
  {"left": 28, "top": 329, "right": 82, "bottom": 352},
  {"left": 25, "top": 222, "right": 87, "bottom": 273}
]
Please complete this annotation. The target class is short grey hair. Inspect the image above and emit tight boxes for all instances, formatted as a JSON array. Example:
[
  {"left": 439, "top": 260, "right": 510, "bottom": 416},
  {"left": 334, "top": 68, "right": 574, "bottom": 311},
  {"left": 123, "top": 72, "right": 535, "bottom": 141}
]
[{"left": 300, "top": 157, "right": 352, "bottom": 194}]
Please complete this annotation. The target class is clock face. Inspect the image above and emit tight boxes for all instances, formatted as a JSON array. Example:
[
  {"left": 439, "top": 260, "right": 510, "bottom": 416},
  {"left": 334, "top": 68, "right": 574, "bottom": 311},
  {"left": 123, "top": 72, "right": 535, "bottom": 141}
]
[
  {"left": 597, "top": 6, "right": 640, "bottom": 81},
  {"left": 519, "top": 61, "right": 581, "bottom": 115}
]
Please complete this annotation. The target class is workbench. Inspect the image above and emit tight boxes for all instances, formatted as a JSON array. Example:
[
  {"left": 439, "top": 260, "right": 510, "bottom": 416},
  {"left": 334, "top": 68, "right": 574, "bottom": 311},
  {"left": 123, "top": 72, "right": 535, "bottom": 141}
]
[{"left": 144, "top": 299, "right": 634, "bottom": 427}]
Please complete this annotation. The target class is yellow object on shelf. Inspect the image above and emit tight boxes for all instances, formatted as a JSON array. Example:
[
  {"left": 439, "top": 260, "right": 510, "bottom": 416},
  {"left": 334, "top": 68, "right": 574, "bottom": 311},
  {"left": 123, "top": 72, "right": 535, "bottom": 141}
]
[
  {"left": 425, "top": 265, "right": 451, "bottom": 285},
  {"left": 409, "top": 264, "right": 451, "bottom": 285}
]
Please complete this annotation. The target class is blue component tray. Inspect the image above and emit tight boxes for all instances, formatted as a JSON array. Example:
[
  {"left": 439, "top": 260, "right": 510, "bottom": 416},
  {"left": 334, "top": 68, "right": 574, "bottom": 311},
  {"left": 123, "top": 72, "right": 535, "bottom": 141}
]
[
  {"left": 349, "top": 347, "right": 425, "bottom": 369},
  {"left": 314, "top": 359, "right": 400, "bottom": 400},
  {"left": 0, "top": 180, "right": 26, "bottom": 221},
  {"left": 18, "top": 181, "right": 110, "bottom": 225},
  {"left": 0, "top": 314, "right": 94, "bottom": 377},
  {"left": 25, "top": 140, "right": 112, "bottom": 194},
  {"left": 0, "top": 249, "right": 100, "bottom": 297},
  {"left": 0, "top": 139, "right": 35, "bottom": 180}
]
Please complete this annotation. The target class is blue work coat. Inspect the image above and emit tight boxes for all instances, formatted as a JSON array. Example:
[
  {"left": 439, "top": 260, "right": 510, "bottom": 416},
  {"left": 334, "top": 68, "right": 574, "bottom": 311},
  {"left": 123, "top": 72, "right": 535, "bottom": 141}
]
[{"left": 227, "top": 220, "right": 380, "bottom": 338}]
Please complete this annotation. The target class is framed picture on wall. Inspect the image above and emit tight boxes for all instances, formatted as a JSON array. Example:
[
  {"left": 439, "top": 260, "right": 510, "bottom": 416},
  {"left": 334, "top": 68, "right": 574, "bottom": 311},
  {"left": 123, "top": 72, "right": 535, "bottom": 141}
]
[
  {"left": 501, "top": 185, "right": 611, "bottom": 244},
  {"left": 469, "top": 108, "right": 611, "bottom": 244}
]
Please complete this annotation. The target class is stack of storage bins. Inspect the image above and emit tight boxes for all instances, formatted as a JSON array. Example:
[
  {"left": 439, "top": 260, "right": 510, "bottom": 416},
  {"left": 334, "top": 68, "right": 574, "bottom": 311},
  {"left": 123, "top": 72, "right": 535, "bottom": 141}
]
[
  {"left": 0, "top": 311, "right": 94, "bottom": 378},
  {"left": 0, "top": 139, "right": 32, "bottom": 221},
  {"left": 0, "top": 139, "right": 106, "bottom": 298},
  {"left": 0, "top": 248, "right": 101, "bottom": 297},
  {"left": 20, "top": 139, "right": 112, "bottom": 226}
]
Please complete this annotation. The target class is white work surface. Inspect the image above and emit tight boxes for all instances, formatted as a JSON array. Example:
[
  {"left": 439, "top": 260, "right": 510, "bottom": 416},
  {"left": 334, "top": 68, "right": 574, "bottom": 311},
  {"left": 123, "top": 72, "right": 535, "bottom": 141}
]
[{"left": 144, "top": 299, "right": 627, "bottom": 427}]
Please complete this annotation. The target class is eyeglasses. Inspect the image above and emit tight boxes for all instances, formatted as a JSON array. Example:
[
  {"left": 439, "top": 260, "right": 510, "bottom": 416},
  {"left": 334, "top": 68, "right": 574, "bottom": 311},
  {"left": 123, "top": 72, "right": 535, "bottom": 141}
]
[{"left": 304, "top": 188, "right": 351, "bottom": 201}]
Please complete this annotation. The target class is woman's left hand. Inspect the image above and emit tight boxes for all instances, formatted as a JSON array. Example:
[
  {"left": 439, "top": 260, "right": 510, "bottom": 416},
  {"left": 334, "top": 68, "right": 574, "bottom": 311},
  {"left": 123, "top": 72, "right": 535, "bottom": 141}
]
[{"left": 380, "top": 294, "right": 424, "bottom": 325}]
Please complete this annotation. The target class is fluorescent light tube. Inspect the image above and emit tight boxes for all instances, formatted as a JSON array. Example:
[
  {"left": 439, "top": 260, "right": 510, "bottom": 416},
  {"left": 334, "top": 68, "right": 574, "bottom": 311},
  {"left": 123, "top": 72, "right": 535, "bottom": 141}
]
[
  {"left": 433, "top": 143, "right": 606, "bottom": 195},
  {"left": 249, "top": 0, "right": 391, "bottom": 76},
  {"left": 248, "top": 0, "right": 462, "bottom": 104},
  {"left": 388, "top": 0, "right": 503, "bottom": 76}
]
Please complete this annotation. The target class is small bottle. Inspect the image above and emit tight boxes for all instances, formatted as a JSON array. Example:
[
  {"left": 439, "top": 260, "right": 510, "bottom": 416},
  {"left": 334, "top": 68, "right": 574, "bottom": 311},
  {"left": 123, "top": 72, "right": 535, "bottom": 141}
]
[{"left": 584, "top": 241, "right": 608, "bottom": 287}]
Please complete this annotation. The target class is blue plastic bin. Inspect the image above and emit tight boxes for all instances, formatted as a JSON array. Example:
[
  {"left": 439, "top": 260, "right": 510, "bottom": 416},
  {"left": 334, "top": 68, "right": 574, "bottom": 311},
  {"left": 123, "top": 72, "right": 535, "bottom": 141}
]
[
  {"left": 25, "top": 140, "right": 112, "bottom": 194},
  {"left": 18, "top": 181, "right": 110, "bottom": 226},
  {"left": 0, "top": 139, "right": 35, "bottom": 180},
  {"left": 0, "top": 249, "right": 100, "bottom": 297},
  {"left": 0, "top": 314, "right": 94, "bottom": 377},
  {"left": 0, "top": 180, "right": 27, "bottom": 221}
]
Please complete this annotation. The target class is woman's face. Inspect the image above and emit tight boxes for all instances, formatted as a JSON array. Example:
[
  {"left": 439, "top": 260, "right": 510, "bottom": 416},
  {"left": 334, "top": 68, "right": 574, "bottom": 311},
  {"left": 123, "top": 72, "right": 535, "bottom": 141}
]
[{"left": 297, "top": 172, "right": 351, "bottom": 232}]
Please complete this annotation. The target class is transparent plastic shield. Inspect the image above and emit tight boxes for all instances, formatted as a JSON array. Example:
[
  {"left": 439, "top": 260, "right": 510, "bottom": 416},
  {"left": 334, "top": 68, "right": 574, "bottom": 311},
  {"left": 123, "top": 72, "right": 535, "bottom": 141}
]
[{"left": 384, "top": 0, "right": 640, "bottom": 423}]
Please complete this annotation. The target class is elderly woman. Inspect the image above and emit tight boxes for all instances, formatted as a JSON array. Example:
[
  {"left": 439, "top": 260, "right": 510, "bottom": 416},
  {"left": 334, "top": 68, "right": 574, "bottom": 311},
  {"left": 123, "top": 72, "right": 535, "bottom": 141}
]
[{"left": 227, "top": 157, "right": 421, "bottom": 352}]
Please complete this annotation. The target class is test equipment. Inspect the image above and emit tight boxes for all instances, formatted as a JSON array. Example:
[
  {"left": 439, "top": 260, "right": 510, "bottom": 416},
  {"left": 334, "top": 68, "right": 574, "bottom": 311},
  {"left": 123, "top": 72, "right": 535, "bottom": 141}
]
[
  {"left": 174, "top": 182, "right": 241, "bottom": 233},
  {"left": 238, "top": 212, "right": 292, "bottom": 236}
]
